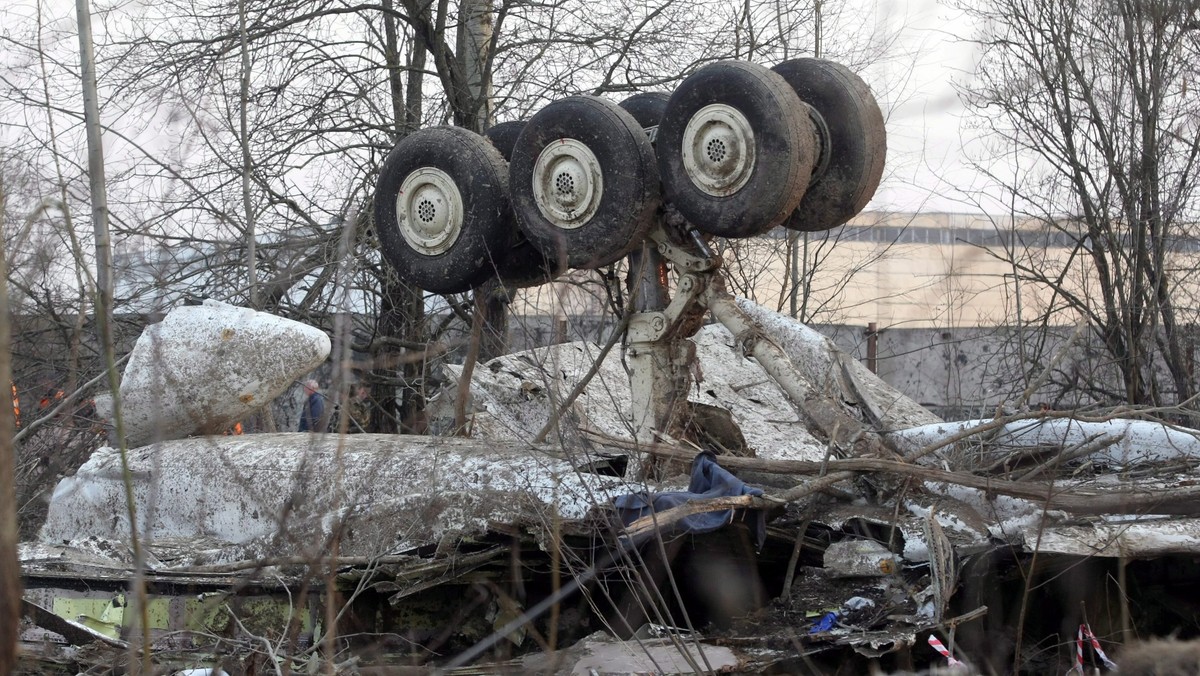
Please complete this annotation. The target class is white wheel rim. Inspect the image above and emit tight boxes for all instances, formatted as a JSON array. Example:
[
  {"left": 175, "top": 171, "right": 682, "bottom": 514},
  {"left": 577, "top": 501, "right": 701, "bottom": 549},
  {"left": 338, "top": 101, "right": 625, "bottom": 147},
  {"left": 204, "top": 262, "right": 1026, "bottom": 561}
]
[
  {"left": 681, "top": 103, "right": 756, "bottom": 196},
  {"left": 395, "top": 167, "right": 464, "bottom": 256},
  {"left": 531, "top": 138, "right": 603, "bottom": 229}
]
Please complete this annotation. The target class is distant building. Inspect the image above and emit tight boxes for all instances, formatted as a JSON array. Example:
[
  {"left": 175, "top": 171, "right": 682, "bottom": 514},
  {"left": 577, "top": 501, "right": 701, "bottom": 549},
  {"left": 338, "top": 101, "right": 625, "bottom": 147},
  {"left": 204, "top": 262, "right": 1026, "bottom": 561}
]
[{"left": 513, "top": 210, "right": 1200, "bottom": 331}]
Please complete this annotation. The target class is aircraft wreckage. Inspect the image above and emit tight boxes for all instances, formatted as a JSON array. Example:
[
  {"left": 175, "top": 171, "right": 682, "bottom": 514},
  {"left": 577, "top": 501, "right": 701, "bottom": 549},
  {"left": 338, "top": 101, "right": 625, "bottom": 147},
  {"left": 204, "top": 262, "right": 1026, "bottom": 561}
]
[{"left": 19, "top": 57, "right": 1200, "bottom": 674}]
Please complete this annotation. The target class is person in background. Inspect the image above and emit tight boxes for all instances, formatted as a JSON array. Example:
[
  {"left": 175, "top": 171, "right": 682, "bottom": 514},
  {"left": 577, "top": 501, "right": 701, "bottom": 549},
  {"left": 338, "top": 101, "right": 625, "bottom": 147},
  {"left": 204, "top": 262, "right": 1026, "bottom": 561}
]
[
  {"left": 347, "top": 384, "right": 371, "bottom": 432},
  {"left": 299, "top": 379, "right": 325, "bottom": 432}
]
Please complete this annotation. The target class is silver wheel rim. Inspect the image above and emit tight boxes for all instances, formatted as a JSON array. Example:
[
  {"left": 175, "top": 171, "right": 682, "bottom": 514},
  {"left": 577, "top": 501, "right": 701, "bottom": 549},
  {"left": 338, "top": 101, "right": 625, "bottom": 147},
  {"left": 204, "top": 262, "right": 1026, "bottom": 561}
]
[
  {"left": 681, "top": 103, "right": 756, "bottom": 196},
  {"left": 395, "top": 167, "right": 464, "bottom": 256},
  {"left": 531, "top": 138, "right": 603, "bottom": 229}
]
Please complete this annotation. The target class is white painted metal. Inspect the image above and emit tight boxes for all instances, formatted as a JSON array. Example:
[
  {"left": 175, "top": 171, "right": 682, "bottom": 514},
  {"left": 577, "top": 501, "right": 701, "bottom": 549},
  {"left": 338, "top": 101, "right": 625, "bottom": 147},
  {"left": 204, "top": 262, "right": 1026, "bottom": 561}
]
[
  {"left": 531, "top": 138, "right": 603, "bottom": 228},
  {"left": 111, "top": 300, "right": 330, "bottom": 447},
  {"left": 395, "top": 167, "right": 464, "bottom": 255},
  {"left": 681, "top": 104, "right": 756, "bottom": 196},
  {"left": 39, "top": 435, "right": 628, "bottom": 560}
]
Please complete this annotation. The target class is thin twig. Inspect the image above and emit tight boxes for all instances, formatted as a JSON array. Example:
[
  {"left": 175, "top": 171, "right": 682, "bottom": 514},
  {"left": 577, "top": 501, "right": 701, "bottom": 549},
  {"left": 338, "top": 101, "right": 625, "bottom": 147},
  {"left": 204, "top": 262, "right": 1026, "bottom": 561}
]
[
  {"left": 780, "top": 521, "right": 809, "bottom": 596},
  {"left": 1016, "top": 433, "right": 1124, "bottom": 481},
  {"left": 533, "top": 308, "right": 634, "bottom": 444},
  {"left": 1015, "top": 318, "right": 1088, "bottom": 411},
  {"left": 454, "top": 291, "right": 486, "bottom": 435},
  {"left": 13, "top": 354, "right": 129, "bottom": 445}
]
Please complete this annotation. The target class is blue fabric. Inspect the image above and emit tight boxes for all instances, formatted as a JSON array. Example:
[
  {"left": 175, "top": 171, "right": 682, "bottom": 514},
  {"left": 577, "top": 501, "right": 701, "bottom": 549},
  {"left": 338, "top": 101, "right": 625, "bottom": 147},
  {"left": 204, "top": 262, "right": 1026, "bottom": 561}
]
[
  {"left": 613, "top": 451, "right": 766, "bottom": 549},
  {"left": 809, "top": 612, "right": 838, "bottom": 634}
]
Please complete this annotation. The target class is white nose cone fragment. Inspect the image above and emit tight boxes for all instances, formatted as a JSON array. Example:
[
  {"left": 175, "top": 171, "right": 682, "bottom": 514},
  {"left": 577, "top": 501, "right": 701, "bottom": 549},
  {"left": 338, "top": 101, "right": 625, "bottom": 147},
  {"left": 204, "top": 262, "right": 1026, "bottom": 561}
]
[{"left": 119, "top": 300, "right": 330, "bottom": 446}]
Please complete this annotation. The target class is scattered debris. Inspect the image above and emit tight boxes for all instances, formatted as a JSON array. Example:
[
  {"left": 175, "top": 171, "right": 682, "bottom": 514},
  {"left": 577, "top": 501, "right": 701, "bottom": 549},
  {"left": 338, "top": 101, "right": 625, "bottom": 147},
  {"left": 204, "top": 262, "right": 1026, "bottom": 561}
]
[
  {"left": 564, "top": 633, "right": 739, "bottom": 675},
  {"left": 19, "top": 294, "right": 1200, "bottom": 673},
  {"left": 823, "top": 539, "right": 898, "bottom": 578}
]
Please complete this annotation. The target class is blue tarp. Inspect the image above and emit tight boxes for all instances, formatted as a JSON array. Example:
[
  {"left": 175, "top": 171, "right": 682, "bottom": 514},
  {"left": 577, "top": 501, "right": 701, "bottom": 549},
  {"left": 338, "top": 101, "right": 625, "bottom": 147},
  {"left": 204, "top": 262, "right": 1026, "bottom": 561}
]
[
  {"left": 809, "top": 611, "right": 839, "bottom": 634},
  {"left": 613, "top": 451, "right": 766, "bottom": 549}
]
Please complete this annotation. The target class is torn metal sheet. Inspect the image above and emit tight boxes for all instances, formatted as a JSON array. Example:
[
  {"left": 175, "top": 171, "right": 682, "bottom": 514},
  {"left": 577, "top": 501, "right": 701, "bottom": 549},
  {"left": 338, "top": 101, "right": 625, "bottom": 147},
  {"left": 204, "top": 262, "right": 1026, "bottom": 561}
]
[
  {"left": 434, "top": 299, "right": 940, "bottom": 466},
  {"left": 21, "top": 599, "right": 129, "bottom": 648},
  {"left": 731, "top": 297, "right": 942, "bottom": 430},
  {"left": 1020, "top": 517, "right": 1200, "bottom": 557},
  {"left": 888, "top": 417, "right": 1200, "bottom": 466},
  {"left": 21, "top": 584, "right": 314, "bottom": 649},
  {"left": 107, "top": 300, "right": 330, "bottom": 447},
  {"left": 38, "top": 434, "right": 631, "bottom": 562},
  {"left": 433, "top": 325, "right": 835, "bottom": 462},
  {"left": 823, "top": 539, "right": 899, "bottom": 577},
  {"left": 802, "top": 501, "right": 993, "bottom": 564}
]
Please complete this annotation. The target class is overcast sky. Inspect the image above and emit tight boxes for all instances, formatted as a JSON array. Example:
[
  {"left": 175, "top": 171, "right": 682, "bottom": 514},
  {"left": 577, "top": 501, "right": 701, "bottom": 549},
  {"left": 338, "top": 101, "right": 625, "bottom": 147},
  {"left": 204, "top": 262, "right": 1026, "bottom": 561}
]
[
  {"left": 0, "top": 0, "right": 999, "bottom": 217},
  {"left": 859, "top": 0, "right": 993, "bottom": 215}
]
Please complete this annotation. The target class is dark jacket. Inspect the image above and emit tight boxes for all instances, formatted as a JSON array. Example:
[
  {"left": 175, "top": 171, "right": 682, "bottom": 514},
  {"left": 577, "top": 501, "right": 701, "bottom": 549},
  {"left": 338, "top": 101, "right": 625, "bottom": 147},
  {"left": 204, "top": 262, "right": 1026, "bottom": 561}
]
[{"left": 300, "top": 391, "right": 325, "bottom": 432}]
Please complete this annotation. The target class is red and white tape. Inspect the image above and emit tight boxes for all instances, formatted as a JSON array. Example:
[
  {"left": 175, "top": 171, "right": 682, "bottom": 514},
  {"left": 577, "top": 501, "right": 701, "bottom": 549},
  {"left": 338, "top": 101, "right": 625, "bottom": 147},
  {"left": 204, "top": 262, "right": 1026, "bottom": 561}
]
[
  {"left": 928, "top": 634, "right": 964, "bottom": 667},
  {"left": 1074, "top": 623, "right": 1118, "bottom": 673}
]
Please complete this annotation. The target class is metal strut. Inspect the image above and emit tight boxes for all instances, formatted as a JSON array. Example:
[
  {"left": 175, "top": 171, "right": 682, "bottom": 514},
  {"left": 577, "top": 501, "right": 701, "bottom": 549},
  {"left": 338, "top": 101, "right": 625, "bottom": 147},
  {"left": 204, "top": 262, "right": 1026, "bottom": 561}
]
[{"left": 625, "top": 218, "right": 845, "bottom": 454}]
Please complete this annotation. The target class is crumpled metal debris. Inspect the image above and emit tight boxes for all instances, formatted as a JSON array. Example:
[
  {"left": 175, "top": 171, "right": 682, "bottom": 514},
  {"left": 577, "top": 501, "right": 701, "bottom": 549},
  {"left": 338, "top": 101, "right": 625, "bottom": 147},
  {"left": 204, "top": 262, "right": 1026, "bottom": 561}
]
[
  {"left": 823, "top": 539, "right": 899, "bottom": 577},
  {"left": 36, "top": 434, "right": 631, "bottom": 562},
  {"left": 104, "top": 299, "right": 330, "bottom": 447}
]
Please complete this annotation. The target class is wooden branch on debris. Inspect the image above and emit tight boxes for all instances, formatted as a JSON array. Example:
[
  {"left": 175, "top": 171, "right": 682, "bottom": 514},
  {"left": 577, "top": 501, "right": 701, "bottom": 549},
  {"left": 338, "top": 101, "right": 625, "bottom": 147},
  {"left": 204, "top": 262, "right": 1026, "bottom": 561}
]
[
  {"left": 1015, "top": 433, "right": 1123, "bottom": 480},
  {"left": 621, "top": 495, "right": 763, "bottom": 540},
  {"left": 588, "top": 431, "right": 1200, "bottom": 539},
  {"left": 769, "top": 452, "right": 1200, "bottom": 515}
]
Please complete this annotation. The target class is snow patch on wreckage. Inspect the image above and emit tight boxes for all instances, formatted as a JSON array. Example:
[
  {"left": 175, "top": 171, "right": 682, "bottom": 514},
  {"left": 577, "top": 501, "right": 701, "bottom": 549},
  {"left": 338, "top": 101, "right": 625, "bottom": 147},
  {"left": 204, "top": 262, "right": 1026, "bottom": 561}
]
[
  {"left": 24, "top": 296, "right": 1200, "bottom": 672},
  {"left": 431, "top": 299, "right": 1200, "bottom": 670},
  {"left": 38, "top": 434, "right": 631, "bottom": 562}
]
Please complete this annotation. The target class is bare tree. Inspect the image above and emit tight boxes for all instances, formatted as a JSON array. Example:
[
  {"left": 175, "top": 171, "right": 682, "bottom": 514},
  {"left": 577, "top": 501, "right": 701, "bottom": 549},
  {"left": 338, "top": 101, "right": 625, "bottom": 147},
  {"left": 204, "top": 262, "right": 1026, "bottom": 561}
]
[
  {"left": 959, "top": 0, "right": 1200, "bottom": 408},
  {"left": 0, "top": 0, "right": 914, "bottom": 438}
]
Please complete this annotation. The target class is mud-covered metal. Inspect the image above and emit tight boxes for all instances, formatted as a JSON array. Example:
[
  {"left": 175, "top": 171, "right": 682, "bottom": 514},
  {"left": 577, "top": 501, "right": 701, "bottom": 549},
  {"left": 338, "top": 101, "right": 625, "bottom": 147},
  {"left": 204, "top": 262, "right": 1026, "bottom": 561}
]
[
  {"left": 109, "top": 300, "right": 330, "bottom": 448},
  {"left": 680, "top": 103, "right": 757, "bottom": 197}
]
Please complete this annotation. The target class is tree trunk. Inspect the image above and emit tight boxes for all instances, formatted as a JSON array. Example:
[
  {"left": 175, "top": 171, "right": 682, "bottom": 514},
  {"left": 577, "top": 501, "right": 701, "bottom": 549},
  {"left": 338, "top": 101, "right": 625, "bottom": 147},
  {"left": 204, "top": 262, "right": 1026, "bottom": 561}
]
[
  {"left": 369, "top": 7, "right": 429, "bottom": 434},
  {"left": 370, "top": 268, "right": 427, "bottom": 433},
  {"left": 454, "top": 0, "right": 493, "bottom": 132},
  {"left": 0, "top": 170, "right": 20, "bottom": 676},
  {"left": 238, "top": 0, "right": 258, "bottom": 308},
  {"left": 477, "top": 280, "right": 509, "bottom": 362},
  {"left": 456, "top": 0, "right": 508, "bottom": 361}
]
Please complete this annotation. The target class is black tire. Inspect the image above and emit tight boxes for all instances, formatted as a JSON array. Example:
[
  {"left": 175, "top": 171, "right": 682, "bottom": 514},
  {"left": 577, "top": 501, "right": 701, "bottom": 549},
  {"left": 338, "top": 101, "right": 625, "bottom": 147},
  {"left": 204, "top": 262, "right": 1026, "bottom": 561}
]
[
  {"left": 510, "top": 96, "right": 660, "bottom": 270},
  {"left": 492, "top": 236, "right": 565, "bottom": 288},
  {"left": 484, "top": 121, "right": 567, "bottom": 288},
  {"left": 619, "top": 92, "right": 671, "bottom": 128},
  {"left": 657, "top": 60, "right": 815, "bottom": 238},
  {"left": 484, "top": 120, "right": 526, "bottom": 161},
  {"left": 773, "top": 58, "right": 886, "bottom": 232},
  {"left": 374, "top": 126, "right": 511, "bottom": 294}
]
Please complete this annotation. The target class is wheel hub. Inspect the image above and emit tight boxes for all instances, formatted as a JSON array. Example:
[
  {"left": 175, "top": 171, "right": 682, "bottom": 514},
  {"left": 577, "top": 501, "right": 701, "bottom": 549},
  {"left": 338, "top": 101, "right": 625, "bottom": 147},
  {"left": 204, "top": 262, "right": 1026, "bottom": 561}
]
[
  {"left": 681, "top": 103, "right": 756, "bottom": 196},
  {"left": 532, "top": 138, "right": 603, "bottom": 229},
  {"left": 395, "top": 167, "right": 463, "bottom": 256}
]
